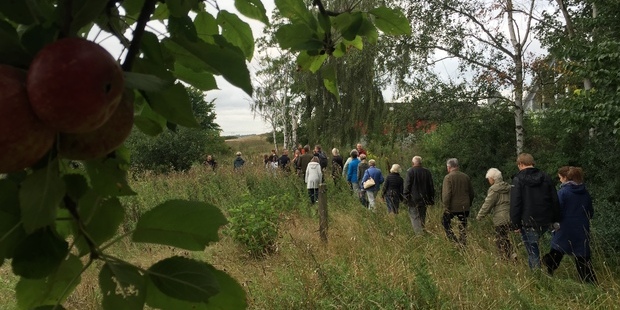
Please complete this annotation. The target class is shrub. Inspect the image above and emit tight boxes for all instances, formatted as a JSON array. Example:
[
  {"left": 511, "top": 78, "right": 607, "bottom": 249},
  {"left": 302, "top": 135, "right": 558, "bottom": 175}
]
[{"left": 226, "top": 195, "right": 281, "bottom": 257}]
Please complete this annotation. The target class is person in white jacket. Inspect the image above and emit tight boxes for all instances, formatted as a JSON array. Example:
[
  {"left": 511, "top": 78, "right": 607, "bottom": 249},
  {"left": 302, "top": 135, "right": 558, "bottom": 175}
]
[{"left": 305, "top": 156, "right": 323, "bottom": 204}]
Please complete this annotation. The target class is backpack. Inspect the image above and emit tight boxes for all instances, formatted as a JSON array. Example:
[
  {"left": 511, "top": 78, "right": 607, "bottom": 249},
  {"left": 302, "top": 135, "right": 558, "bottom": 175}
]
[{"left": 318, "top": 152, "right": 328, "bottom": 169}]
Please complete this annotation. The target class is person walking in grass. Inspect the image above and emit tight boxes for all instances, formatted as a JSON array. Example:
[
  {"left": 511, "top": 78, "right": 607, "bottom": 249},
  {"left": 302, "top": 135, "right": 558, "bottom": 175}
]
[
  {"left": 542, "top": 166, "right": 597, "bottom": 284},
  {"left": 404, "top": 156, "right": 435, "bottom": 234},
  {"left": 510, "top": 153, "right": 560, "bottom": 270},
  {"left": 476, "top": 168, "right": 515, "bottom": 260},
  {"left": 361, "top": 159, "right": 384, "bottom": 211},
  {"left": 305, "top": 156, "right": 322, "bottom": 204},
  {"left": 357, "top": 154, "right": 370, "bottom": 208},
  {"left": 442, "top": 158, "right": 474, "bottom": 245},
  {"left": 331, "top": 148, "right": 344, "bottom": 188},
  {"left": 233, "top": 151, "right": 245, "bottom": 170},
  {"left": 382, "top": 164, "right": 404, "bottom": 214},
  {"left": 346, "top": 150, "right": 361, "bottom": 195}
]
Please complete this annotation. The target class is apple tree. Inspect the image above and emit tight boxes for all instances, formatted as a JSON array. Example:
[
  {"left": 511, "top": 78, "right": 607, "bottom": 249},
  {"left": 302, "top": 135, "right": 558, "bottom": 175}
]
[{"left": 0, "top": 0, "right": 409, "bottom": 308}]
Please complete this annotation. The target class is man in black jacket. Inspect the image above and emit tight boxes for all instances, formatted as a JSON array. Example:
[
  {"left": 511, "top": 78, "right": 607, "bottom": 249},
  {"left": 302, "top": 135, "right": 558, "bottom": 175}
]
[
  {"left": 510, "top": 153, "right": 560, "bottom": 270},
  {"left": 404, "top": 156, "right": 435, "bottom": 234}
]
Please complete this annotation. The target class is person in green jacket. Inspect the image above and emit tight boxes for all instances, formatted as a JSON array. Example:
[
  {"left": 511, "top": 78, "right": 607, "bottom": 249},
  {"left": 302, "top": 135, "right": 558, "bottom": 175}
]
[
  {"left": 442, "top": 158, "right": 474, "bottom": 245},
  {"left": 476, "top": 168, "right": 516, "bottom": 260}
]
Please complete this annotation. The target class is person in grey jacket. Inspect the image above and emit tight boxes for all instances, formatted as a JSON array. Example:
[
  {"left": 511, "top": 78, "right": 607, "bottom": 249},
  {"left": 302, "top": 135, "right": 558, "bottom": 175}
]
[
  {"left": 442, "top": 158, "right": 474, "bottom": 245},
  {"left": 476, "top": 168, "right": 515, "bottom": 260}
]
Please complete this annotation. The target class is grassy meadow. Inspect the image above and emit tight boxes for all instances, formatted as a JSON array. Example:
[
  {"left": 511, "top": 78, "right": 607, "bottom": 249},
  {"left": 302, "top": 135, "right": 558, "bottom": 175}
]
[{"left": 1, "top": 135, "right": 619, "bottom": 309}]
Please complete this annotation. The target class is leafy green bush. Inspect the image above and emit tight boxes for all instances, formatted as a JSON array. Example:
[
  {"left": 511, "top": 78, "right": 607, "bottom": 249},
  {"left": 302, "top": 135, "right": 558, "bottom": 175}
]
[{"left": 226, "top": 196, "right": 281, "bottom": 257}]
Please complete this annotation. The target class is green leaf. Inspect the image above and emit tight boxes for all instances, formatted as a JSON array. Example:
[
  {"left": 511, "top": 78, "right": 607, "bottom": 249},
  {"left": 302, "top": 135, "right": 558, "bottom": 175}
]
[
  {"left": 369, "top": 7, "right": 412, "bottom": 35},
  {"left": 0, "top": 179, "right": 25, "bottom": 262},
  {"left": 144, "top": 274, "right": 207, "bottom": 309},
  {"left": 75, "top": 194, "right": 125, "bottom": 256},
  {"left": 20, "top": 24, "right": 59, "bottom": 57},
  {"left": 143, "top": 83, "right": 200, "bottom": 128},
  {"left": 140, "top": 31, "right": 171, "bottom": 66},
  {"left": 62, "top": 173, "right": 89, "bottom": 202},
  {"left": 122, "top": 0, "right": 146, "bottom": 17},
  {"left": 84, "top": 158, "right": 136, "bottom": 197},
  {"left": 152, "top": 3, "right": 170, "bottom": 21},
  {"left": 12, "top": 227, "right": 69, "bottom": 279},
  {"left": 207, "top": 267, "right": 247, "bottom": 309},
  {"left": 276, "top": 24, "right": 323, "bottom": 51},
  {"left": 16, "top": 254, "right": 82, "bottom": 309},
  {"left": 357, "top": 15, "right": 378, "bottom": 44},
  {"left": 297, "top": 51, "right": 327, "bottom": 73},
  {"left": 134, "top": 102, "right": 167, "bottom": 136},
  {"left": 275, "top": 0, "right": 316, "bottom": 29},
  {"left": 167, "top": 36, "right": 252, "bottom": 95},
  {"left": 124, "top": 72, "right": 173, "bottom": 92},
  {"left": 217, "top": 10, "right": 255, "bottom": 60},
  {"left": 132, "top": 200, "right": 227, "bottom": 251},
  {"left": 332, "top": 12, "right": 364, "bottom": 41},
  {"left": 71, "top": 0, "right": 108, "bottom": 34},
  {"left": 147, "top": 256, "right": 218, "bottom": 303},
  {"left": 343, "top": 36, "right": 363, "bottom": 51},
  {"left": 173, "top": 64, "right": 218, "bottom": 91},
  {"left": 0, "top": 0, "right": 35, "bottom": 24},
  {"left": 322, "top": 64, "right": 340, "bottom": 103},
  {"left": 100, "top": 262, "right": 146, "bottom": 310},
  {"left": 168, "top": 15, "right": 198, "bottom": 41},
  {"left": 19, "top": 164, "right": 66, "bottom": 233},
  {"left": 193, "top": 11, "right": 218, "bottom": 42},
  {"left": 235, "top": 0, "right": 269, "bottom": 25},
  {"left": 167, "top": 0, "right": 198, "bottom": 18},
  {"left": 0, "top": 20, "right": 31, "bottom": 67}
]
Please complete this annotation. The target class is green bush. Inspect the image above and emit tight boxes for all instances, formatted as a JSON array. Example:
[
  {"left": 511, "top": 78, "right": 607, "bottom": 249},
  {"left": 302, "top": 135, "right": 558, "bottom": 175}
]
[{"left": 226, "top": 195, "right": 281, "bottom": 257}]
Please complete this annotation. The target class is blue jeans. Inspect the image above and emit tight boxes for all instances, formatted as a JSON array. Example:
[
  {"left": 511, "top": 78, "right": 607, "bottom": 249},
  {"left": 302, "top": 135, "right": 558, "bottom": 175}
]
[{"left": 520, "top": 226, "right": 549, "bottom": 270}]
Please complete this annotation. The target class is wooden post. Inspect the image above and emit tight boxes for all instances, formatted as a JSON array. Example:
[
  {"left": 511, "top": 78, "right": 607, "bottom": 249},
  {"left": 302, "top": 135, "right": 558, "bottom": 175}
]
[{"left": 318, "top": 183, "right": 328, "bottom": 243}]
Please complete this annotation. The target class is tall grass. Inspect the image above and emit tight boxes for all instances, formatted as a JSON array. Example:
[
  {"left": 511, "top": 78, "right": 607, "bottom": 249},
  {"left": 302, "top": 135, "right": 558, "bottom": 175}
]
[
  {"left": 123, "top": 160, "right": 620, "bottom": 309},
  {"left": 1, "top": 141, "right": 619, "bottom": 309}
]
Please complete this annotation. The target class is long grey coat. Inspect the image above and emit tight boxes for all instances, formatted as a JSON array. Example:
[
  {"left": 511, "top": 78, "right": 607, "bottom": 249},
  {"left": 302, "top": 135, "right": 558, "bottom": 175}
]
[{"left": 305, "top": 162, "right": 322, "bottom": 189}]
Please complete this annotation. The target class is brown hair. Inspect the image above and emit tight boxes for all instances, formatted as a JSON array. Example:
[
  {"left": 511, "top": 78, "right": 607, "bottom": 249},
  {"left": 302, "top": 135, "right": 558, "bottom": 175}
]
[
  {"left": 516, "top": 153, "right": 535, "bottom": 166},
  {"left": 567, "top": 166, "right": 584, "bottom": 184},
  {"left": 557, "top": 166, "right": 570, "bottom": 178}
]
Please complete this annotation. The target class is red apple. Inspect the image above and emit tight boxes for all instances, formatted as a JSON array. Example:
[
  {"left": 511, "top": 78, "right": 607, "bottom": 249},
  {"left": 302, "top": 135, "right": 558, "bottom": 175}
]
[
  {"left": 58, "top": 90, "right": 134, "bottom": 160},
  {"left": 27, "top": 38, "right": 124, "bottom": 133},
  {"left": 0, "top": 65, "right": 56, "bottom": 173}
]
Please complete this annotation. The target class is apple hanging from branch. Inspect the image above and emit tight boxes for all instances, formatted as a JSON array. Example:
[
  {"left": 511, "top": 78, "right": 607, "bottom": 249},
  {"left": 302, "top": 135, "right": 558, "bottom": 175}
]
[{"left": 27, "top": 38, "right": 124, "bottom": 133}]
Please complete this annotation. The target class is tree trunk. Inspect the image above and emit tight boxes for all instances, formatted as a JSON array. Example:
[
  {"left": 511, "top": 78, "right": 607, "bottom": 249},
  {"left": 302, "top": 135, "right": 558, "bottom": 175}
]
[{"left": 507, "top": 0, "right": 525, "bottom": 155}]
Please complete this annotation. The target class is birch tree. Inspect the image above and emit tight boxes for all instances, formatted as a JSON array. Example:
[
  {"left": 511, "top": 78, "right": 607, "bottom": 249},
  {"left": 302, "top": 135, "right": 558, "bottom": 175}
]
[{"left": 390, "top": 0, "right": 544, "bottom": 155}]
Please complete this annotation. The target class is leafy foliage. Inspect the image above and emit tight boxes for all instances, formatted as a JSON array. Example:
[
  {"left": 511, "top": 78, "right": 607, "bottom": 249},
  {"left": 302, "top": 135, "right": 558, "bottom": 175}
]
[{"left": 226, "top": 195, "right": 283, "bottom": 257}]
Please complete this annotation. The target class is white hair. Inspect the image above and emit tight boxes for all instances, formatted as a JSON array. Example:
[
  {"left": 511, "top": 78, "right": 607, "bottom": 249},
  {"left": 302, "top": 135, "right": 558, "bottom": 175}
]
[
  {"left": 446, "top": 158, "right": 459, "bottom": 168},
  {"left": 485, "top": 168, "right": 503, "bottom": 182},
  {"left": 332, "top": 148, "right": 340, "bottom": 156},
  {"left": 390, "top": 164, "right": 402, "bottom": 173},
  {"left": 412, "top": 156, "right": 422, "bottom": 165}
]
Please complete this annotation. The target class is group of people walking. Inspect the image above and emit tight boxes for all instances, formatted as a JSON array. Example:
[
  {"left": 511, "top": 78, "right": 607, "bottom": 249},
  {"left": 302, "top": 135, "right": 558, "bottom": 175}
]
[
  {"left": 318, "top": 147, "right": 597, "bottom": 284},
  {"left": 211, "top": 146, "right": 597, "bottom": 284}
]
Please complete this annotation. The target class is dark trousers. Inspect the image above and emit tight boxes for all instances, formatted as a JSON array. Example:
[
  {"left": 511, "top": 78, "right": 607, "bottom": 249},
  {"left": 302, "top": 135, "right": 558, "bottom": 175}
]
[
  {"left": 308, "top": 188, "right": 319, "bottom": 204},
  {"left": 443, "top": 211, "right": 469, "bottom": 245},
  {"left": 543, "top": 249, "right": 598, "bottom": 284},
  {"left": 494, "top": 224, "right": 514, "bottom": 259}
]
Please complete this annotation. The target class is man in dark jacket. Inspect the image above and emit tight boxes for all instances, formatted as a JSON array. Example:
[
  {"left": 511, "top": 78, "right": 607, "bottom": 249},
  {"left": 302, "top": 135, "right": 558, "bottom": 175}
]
[
  {"left": 510, "top": 153, "right": 560, "bottom": 270},
  {"left": 442, "top": 158, "right": 474, "bottom": 245},
  {"left": 403, "top": 156, "right": 435, "bottom": 234},
  {"left": 277, "top": 149, "right": 291, "bottom": 171}
]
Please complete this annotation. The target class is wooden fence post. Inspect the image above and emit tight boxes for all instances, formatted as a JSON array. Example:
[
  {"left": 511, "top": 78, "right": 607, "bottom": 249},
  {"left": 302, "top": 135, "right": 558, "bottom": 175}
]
[{"left": 318, "top": 183, "right": 328, "bottom": 243}]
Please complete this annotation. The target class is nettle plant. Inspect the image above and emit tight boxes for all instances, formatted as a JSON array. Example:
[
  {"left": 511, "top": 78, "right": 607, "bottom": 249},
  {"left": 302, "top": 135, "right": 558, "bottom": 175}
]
[{"left": 0, "top": 0, "right": 409, "bottom": 309}]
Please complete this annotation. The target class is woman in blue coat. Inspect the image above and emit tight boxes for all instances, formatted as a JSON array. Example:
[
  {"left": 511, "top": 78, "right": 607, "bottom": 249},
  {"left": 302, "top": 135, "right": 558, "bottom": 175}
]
[{"left": 542, "top": 166, "right": 597, "bottom": 284}]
